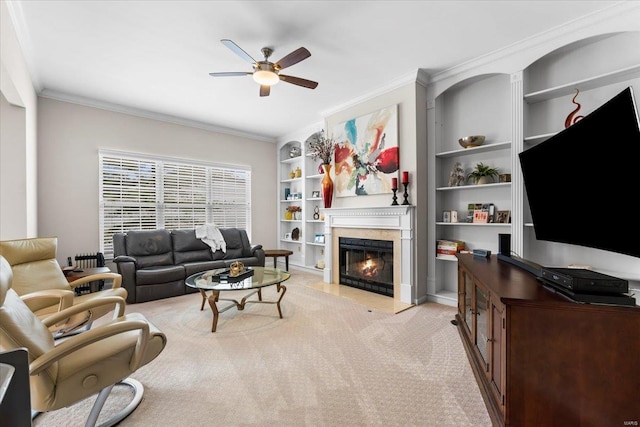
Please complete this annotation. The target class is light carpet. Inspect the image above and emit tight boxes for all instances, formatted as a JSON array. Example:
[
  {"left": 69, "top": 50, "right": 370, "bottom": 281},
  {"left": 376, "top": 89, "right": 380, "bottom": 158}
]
[{"left": 34, "top": 269, "right": 491, "bottom": 426}]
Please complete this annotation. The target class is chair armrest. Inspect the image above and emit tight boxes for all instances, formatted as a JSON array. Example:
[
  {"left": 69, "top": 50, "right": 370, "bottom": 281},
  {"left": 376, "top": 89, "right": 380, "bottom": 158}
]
[
  {"left": 113, "top": 255, "right": 137, "bottom": 264},
  {"left": 20, "top": 289, "right": 75, "bottom": 313},
  {"left": 30, "top": 315, "right": 150, "bottom": 375},
  {"left": 41, "top": 295, "right": 127, "bottom": 328},
  {"left": 68, "top": 272, "right": 123, "bottom": 289},
  {"left": 251, "top": 244, "right": 263, "bottom": 252}
]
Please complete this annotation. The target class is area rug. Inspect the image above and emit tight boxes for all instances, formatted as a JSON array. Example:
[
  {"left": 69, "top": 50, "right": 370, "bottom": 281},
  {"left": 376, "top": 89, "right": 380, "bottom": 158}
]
[{"left": 33, "top": 269, "right": 491, "bottom": 426}]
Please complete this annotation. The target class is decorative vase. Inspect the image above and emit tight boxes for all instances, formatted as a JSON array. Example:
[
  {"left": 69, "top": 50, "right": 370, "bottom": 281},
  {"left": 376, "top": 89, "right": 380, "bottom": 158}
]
[
  {"left": 321, "top": 164, "right": 333, "bottom": 209},
  {"left": 295, "top": 167, "right": 302, "bottom": 178},
  {"left": 285, "top": 211, "right": 293, "bottom": 220}
]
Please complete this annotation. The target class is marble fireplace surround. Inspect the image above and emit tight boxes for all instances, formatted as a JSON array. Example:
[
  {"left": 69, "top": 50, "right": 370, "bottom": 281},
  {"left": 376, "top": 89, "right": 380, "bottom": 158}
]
[{"left": 322, "top": 206, "right": 415, "bottom": 304}]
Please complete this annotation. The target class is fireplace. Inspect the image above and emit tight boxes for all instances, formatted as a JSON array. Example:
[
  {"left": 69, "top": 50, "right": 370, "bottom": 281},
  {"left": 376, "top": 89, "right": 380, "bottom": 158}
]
[
  {"left": 322, "top": 206, "right": 415, "bottom": 304},
  {"left": 339, "top": 237, "right": 394, "bottom": 297}
]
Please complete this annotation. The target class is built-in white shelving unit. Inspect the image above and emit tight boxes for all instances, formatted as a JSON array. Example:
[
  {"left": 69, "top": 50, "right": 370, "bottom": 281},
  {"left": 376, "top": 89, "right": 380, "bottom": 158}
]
[
  {"left": 428, "top": 30, "right": 640, "bottom": 306},
  {"left": 277, "top": 130, "right": 326, "bottom": 271}
]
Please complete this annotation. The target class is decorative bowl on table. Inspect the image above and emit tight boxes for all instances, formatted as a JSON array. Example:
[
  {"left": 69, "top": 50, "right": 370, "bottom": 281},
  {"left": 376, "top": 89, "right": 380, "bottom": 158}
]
[{"left": 458, "top": 135, "right": 485, "bottom": 149}]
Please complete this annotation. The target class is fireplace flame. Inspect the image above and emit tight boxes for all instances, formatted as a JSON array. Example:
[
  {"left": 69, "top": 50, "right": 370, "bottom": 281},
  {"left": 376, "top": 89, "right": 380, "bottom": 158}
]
[{"left": 361, "top": 259, "right": 378, "bottom": 278}]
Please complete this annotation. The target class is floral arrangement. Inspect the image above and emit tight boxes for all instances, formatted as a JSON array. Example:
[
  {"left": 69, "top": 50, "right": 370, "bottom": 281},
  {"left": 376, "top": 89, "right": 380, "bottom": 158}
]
[
  {"left": 286, "top": 205, "right": 302, "bottom": 213},
  {"left": 306, "top": 130, "right": 336, "bottom": 165}
]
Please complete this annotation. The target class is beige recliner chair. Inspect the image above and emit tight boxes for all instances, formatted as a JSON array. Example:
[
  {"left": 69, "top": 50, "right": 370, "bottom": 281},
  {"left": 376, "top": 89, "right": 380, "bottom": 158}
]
[
  {"left": 0, "top": 255, "right": 167, "bottom": 426},
  {"left": 0, "top": 237, "right": 128, "bottom": 334}
]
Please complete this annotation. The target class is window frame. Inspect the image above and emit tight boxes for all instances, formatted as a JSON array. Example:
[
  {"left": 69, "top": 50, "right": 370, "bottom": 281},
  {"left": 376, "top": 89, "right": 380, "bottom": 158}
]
[{"left": 99, "top": 149, "right": 251, "bottom": 260}]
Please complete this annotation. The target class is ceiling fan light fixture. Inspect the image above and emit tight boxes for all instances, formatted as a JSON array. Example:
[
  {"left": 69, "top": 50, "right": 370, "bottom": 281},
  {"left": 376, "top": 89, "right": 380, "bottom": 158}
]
[{"left": 253, "top": 69, "right": 280, "bottom": 86}]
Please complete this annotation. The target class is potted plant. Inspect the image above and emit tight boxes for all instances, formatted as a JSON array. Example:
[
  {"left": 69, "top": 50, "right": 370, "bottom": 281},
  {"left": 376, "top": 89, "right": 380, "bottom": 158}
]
[
  {"left": 286, "top": 205, "right": 302, "bottom": 220},
  {"left": 467, "top": 162, "right": 499, "bottom": 185}
]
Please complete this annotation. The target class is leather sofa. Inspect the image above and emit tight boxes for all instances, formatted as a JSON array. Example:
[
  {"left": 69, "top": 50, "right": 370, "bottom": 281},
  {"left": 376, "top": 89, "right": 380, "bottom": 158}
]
[{"left": 113, "top": 228, "right": 265, "bottom": 303}]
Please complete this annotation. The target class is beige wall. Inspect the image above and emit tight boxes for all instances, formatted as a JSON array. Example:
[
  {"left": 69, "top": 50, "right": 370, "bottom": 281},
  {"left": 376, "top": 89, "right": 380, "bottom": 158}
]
[
  {"left": 0, "top": 93, "right": 27, "bottom": 239},
  {"left": 37, "top": 97, "right": 277, "bottom": 265},
  {"left": 0, "top": 0, "right": 38, "bottom": 239},
  {"left": 323, "top": 82, "right": 429, "bottom": 302}
]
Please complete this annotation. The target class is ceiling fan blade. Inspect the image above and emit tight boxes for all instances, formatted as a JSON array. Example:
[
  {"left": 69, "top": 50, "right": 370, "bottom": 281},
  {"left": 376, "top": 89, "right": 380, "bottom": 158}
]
[
  {"left": 275, "top": 47, "right": 311, "bottom": 70},
  {"left": 279, "top": 74, "right": 318, "bottom": 89},
  {"left": 221, "top": 39, "right": 256, "bottom": 64},
  {"left": 208, "top": 72, "right": 251, "bottom": 77},
  {"left": 260, "top": 85, "right": 271, "bottom": 97}
]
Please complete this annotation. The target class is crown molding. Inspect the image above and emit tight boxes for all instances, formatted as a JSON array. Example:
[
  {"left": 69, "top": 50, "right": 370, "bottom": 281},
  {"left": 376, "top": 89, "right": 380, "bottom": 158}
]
[
  {"left": 426, "top": 1, "right": 640, "bottom": 85},
  {"left": 39, "top": 89, "right": 276, "bottom": 143},
  {"left": 5, "top": 0, "right": 41, "bottom": 92},
  {"left": 277, "top": 120, "right": 324, "bottom": 146},
  {"left": 320, "top": 70, "right": 419, "bottom": 117}
]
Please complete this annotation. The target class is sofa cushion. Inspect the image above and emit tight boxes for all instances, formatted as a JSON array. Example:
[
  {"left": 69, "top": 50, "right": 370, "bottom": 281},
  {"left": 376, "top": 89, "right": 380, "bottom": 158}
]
[
  {"left": 220, "top": 228, "right": 252, "bottom": 258},
  {"left": 183, "top": 260, "right": 226, "bottom": 277},
  {"left": 125, "top": 230, "right": 173, "bottom": 268},
  {"left": 172, "top": 230, "right": 213, "bottom": 264},
  {"left": 136, "top": 265, "right": 184, "bottom": 285}
]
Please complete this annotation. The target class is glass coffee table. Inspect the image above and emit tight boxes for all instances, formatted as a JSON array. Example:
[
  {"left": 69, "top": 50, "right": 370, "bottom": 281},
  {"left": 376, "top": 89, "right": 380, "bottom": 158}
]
[{"left": 185, "top": 267, "right": 290, "bottom": 332}]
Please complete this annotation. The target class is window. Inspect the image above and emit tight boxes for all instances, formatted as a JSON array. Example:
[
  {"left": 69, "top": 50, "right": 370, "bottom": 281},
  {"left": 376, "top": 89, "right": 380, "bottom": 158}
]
[{"left": 99, "top": 150, "right": 251, "bottom": 260}]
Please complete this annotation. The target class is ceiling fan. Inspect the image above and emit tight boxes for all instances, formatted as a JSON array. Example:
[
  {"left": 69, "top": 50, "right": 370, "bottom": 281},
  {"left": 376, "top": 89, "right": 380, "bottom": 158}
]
[{"left": 209, "top": 39, "right": 318, "bottom": 97}]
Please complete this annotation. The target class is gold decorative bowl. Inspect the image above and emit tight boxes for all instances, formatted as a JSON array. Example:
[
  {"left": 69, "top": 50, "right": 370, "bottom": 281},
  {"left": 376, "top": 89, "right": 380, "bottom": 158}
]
[{"left": 458, "top": 135, "right": 485, "bottom": 149}]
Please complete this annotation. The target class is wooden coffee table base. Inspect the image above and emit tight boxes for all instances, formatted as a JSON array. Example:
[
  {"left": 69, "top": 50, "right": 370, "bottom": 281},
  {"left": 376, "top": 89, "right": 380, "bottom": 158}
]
[{"left": 198, "top": 284, "right": 287, "bottom": 332}]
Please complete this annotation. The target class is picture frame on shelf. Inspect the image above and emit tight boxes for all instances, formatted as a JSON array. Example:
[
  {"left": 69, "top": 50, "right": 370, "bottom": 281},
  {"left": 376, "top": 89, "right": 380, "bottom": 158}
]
[
  {"left": 496, "top": 210, "right": 511, "bottom": 224},
  {"left": 442, "top": 211, "right": 451, "bottom": 223},
  {"left": 314, "top": 234, "right": 325, "bottom": 244},
  {"left": 473, "top": 210, "right": 489, "bottom": 223},
  {"left": 311, "top": 190, "right": 320, "bottom": 198},
  {"left": 284, "top": 233, "right": 292, "bottom": 240}
]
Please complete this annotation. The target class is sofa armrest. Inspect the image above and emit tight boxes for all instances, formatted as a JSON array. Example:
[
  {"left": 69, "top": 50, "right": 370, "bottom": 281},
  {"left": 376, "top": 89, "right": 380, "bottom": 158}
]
[
  {"left": 112, "top": 258, "right": 138, "bottom": 304},
  {"left": 251, "top": 245, "right": 265, "bottom": 267}
]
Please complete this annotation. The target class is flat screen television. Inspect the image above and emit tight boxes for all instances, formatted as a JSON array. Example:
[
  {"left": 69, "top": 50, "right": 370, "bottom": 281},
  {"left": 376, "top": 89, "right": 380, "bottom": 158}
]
[{"left": 519, "top": 86, "right": 640, "bottom": 259}]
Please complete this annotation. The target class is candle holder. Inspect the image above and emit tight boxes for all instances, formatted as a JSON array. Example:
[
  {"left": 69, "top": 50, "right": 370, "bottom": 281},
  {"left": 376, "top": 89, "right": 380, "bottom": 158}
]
[
  {"left": 391, "top": 188, "right": 399, "bottom": 205},
  {"left": 401, "top": 182, "right": 410, "bottom": 205}
]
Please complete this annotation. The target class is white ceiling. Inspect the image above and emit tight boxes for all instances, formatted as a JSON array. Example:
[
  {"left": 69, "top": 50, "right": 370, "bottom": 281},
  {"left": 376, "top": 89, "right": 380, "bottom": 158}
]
[{"left": 7, "top": 1, "right": 622, "bottom": 141}]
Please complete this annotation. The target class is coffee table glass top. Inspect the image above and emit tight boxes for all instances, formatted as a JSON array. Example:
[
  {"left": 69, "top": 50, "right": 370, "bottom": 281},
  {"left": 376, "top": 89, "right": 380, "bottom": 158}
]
[{"left": 185, "top": 267, "right": 290, "bottom": 291}]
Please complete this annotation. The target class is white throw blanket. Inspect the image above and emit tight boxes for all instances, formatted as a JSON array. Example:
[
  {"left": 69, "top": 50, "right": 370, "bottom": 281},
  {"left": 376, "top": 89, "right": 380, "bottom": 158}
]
[{"left": 195, "top": 224, "right": 226, "bottom": 253}]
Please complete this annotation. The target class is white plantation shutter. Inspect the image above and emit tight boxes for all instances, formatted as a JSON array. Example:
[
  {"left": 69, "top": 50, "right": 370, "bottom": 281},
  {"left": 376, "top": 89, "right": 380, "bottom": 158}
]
[
  {"left": 209, "top": 168, "right": 251, "bottom": 229},
  {"left": 162, "top": 162, "right": 208, "bottom": 230},
  {"left": 99, "top": 151, "right": 251, "bottom": 260},
  {"left": 100, "top": 155, "right": 158, "bottom": 259}
]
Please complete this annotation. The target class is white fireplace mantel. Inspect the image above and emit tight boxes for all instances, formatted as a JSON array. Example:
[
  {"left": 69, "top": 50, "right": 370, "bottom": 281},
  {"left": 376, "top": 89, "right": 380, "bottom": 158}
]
[{"left": 322, "top": 206, "right": 415, "bottom": 304}]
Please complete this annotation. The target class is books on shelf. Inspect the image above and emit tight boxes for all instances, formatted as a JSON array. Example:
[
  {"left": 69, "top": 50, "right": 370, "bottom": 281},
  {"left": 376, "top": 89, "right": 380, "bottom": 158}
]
[{"left": 437, "top": 239, "right": 465, "bottom": 258}]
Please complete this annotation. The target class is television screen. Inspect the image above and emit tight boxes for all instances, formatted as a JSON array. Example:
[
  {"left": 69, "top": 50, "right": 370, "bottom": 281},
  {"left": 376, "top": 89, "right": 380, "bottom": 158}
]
[{"left": 519, "top": 86, "right": 640, "bottom": 259}]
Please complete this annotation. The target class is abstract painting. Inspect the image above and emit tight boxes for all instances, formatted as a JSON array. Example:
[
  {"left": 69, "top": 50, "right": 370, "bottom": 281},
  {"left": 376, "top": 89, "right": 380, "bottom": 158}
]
[{"left": 333, "top": 104, "right": 399, "bottom": 197}]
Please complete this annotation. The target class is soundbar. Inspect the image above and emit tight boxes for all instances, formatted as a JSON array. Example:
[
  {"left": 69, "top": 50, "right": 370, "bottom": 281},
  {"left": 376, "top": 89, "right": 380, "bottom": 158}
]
[{"left": 497, "top": 254, "right": 542, "bottom": 277}]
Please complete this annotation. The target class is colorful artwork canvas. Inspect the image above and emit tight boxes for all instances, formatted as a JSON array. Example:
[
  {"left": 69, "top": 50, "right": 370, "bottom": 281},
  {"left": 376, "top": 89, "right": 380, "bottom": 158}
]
[{"left": 333, "top": 104, "right": 399, "bottom": 197}]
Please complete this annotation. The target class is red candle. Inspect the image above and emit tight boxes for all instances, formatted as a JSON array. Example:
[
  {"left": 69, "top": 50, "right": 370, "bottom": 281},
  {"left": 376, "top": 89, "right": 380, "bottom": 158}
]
[
  {"left": 391, "top": 177, "right": 398, "bottom": 190},
  {"left": 402, "top": 171, "right": 409, "bottom": 184}
]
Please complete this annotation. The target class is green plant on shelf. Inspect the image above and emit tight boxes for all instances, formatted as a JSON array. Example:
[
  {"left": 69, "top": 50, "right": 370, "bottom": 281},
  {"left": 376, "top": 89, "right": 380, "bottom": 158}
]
[{"left": 467, "top": 162, "right": 499, "bottom": 184}]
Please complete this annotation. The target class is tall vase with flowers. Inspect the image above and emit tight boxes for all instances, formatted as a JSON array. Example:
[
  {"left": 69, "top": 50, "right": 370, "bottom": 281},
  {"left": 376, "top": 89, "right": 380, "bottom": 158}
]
[{"left": 306, "top": 130, "right": 336, "bottom": 208}]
